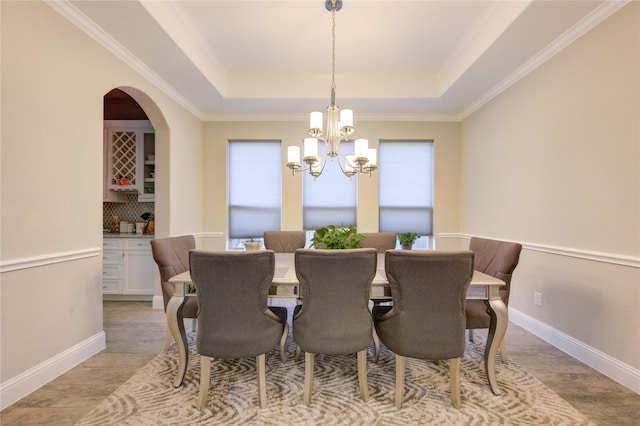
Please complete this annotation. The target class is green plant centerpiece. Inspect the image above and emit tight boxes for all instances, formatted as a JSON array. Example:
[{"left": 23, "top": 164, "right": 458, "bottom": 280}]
[
  {"left": 311, "top": 223, "right": 365, "bottom": 249},
  {"left": 398, "top": 232, "right": 420, "bottom": 250}
]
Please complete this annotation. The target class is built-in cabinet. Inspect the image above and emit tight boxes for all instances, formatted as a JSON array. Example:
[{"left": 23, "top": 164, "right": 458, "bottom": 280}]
[
  {"left": 103, "top": 120, "right": 155, "bottom": 202},
  {"left": 103, "top": 237, "right": 155, "bottom": 299}
]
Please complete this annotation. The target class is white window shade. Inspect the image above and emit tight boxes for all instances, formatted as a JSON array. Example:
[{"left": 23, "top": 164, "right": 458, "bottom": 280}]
[
  {"left": 379, "top": 141, "right": 433, "bottom": 235},
  {"left": 228, "top": 141, "right": 281, "bottom": 238},
  {"left": 303, "top": 142, "right": 357, "bottom": 230}
]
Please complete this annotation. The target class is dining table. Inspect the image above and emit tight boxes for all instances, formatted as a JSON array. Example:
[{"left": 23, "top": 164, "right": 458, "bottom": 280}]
[{"left": 167, "top": 252, "right": 508, "bottom": 395}]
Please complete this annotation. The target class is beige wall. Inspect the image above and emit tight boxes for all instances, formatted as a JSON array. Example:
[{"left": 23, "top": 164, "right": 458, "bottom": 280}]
[
  {"left": 202, "top": 120, "right": 460, "bottom": 241},
  {"left": 460, "top": 3, "right": 639, "bottom": 370},
  {"left": 0, "top": 0, "right": 202, "bottom": 390}
]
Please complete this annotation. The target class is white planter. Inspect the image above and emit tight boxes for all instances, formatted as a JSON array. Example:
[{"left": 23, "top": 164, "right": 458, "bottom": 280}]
[{"left": 244, "top": 242, "right": 261, "bottom": 251}]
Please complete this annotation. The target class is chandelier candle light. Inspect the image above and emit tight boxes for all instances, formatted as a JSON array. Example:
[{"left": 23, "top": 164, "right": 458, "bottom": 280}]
[{"left": 286, "top": 0, "right": 377, "bottom": 180}]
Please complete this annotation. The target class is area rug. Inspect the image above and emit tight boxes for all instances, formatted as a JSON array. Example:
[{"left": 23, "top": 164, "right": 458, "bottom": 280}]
[{"left": 75, "top": 329, "right": 594, "bottom": 426}]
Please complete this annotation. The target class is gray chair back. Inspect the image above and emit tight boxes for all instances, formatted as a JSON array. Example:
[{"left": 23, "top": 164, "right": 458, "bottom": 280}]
[
  {"left": 466, "top": 237, "right": 522, "bottom": 331},
  {"left": 189, "top": 250, "right": 284, "bottom": 359},
  {"left": 359, "top": 232, "right": 397, "bottom": 253},
  {"left": 375, "top": 250, "right": 474, "bottom": 360},
  {"left": 293, "top": 248, "right": 377, "bottom": 354},
  {"left": 263, "top": 230, "right": 306, "bottom": 252},
  {"left": 150, "top": 235, "right": 197, "bottom": 317},
  {"left": 373, "top": 250, "right": 473, "bottom": 409},
  {"left": 469, "top": 237, "right": 522, "bottom": 305}
]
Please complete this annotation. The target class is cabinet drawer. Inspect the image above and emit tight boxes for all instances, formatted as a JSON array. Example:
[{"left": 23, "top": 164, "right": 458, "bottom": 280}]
[
  {"left": 124, "top": 238, "right": 152, "bottom": 251},
  {"left": 103, "top": 251, "right": 122, "bottom": 264},
  {"left": 102, "top": 280, "right": 123, "bottom": 294},
  {"left": 103, "top": 265, "right": 122, "bottom": 280},
  {"left": 103, "top": 238, "right": 123, "bottom": 250}
]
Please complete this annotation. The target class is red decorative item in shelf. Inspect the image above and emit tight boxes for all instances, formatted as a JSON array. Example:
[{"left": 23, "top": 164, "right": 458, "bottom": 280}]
[{"left": 118, "top": 177, "right": 129, "bottom": 185}]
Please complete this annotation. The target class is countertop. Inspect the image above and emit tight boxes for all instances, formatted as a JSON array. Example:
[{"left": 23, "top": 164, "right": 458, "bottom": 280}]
[{"left": 103, "top": 232, "right": 154, "bottom": 239}]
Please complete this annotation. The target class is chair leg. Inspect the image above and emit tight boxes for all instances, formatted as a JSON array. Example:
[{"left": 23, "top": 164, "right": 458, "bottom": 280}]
[
  {"left": 280, "top": 323, "right": 289, "bottom": 363},
  {"left": 256, "top": 353, "right": 267, "bottom": 409},
  {"left": 163, "top": 328, "right": 172, "bottom": 351},
  {"left": 198, "top": 355, "right": 211, "bottom": 410},
  {"left": 449, "top": 357, "right": 461, "bottom": 409},
  {"left": 468, "top": 329, "right": 475, "bottom": 342},
  {"left": 357, "top": 350, "right": 369, "bottom": 402},
  {"left": 294, "top": 345, "right": 301, "bottom": 362},
  {"left": 499, "top": 339, "right": 509, "bottom": 364},
  {"left": 372, "top": 328, "right": 380, "bottom": 363},
  {"left": 303, "top": 352, "right": 314, "bottom": 406},
  {"left": 394, "top": 354, "right": 405, "bottom": 409}
]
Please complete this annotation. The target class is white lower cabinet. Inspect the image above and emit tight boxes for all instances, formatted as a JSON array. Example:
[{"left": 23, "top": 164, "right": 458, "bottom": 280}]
[{"left": 103, "top": 237, "right": 155, "bottom": 299}]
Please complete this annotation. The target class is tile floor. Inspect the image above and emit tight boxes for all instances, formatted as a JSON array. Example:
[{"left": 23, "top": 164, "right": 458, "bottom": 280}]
[{"left": 1, "top": 301, "right": 638, "bottom": 425}]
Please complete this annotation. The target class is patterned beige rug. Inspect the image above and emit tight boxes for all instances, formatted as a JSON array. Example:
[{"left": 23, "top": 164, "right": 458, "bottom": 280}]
[{"left": 75, "top": 330, "right": 594, "bottom": 425}]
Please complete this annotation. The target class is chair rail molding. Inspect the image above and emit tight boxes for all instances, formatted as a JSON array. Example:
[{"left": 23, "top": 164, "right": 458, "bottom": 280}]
[
  {"left": 0, "top": 248, "right": 102, "bottom": 273},
  {"left": 438, "top": 233, "right": 639, "bottom": 268},
  {"left": 193, "top": 232, "right": 226, "bottom": 251}
]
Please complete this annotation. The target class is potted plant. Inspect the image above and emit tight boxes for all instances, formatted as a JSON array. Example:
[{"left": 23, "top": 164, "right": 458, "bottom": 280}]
[
  {"left": 311, "top": 223, "right": 365, "bottom": 249},
  {"left": 243, "top": 237, "right": 262, "bottom": 251},
  {"left": 398, "top": 232, "right": 420, "bottom": 250}
]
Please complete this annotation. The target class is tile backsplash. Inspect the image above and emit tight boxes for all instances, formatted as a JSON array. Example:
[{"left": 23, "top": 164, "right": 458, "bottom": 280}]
[{"left": 103, "top": 193, "right": 155, "bottom": 232}]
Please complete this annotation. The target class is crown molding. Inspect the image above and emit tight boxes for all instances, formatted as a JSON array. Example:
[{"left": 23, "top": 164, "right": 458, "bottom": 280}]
[
  {"left": 45, "top": 0, "right": 206, "bottom": 121},
  {"left": 459, "top": 0, "right": 631, "bottom": 120},
  {"left": 201, "top": 112, "right": 463, "bottom": 123},
  {"left": 46, "top": 0, "right": 629, "bottom": 124}
]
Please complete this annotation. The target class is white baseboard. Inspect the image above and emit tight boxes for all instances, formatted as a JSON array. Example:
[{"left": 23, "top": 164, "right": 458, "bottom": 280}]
[
  {"left": 0, "top": 332, "right": 106, "bottom": 410},
  {"left": 509, "top": 307, "right": 640, "bottom": 394},
  {"left": 152, "top": 295, "right": 164, "bottom": 310}
]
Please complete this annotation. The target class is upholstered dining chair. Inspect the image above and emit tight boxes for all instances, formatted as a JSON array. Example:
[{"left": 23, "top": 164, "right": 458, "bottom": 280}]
[
  {"left": 359, "top": 232, "right": 397, "bottom": 253},
  {"left": 293, "top": 248, "right": 377, "bottom": 406},
  {"left": 373, "top": 250, "right": 474, "bottom": 409},
  {"left": 150, "top": 235, "right": 198, "bottom": 350},
  {"left": 189, "top": 250, "right": 288, "bottom": 410},
  {"left": 263, "top": 230, "right": 306, "bottom": 252},
  {"left": 466, "top": 237, "right": 522, "bottom": 364}
]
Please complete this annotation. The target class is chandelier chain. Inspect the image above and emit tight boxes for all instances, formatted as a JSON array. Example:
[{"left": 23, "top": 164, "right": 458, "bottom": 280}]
[{"left": 331, "top": 5, "right": 336, "bottom": 91}]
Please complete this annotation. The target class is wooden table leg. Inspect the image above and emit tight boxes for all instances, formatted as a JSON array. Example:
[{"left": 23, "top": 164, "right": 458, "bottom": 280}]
[
  {"left": 484, "top": 298, "right": 508, "bottom": 395},
  {"left": 166, "top": 295, "right": 188, "bottom": 388}
]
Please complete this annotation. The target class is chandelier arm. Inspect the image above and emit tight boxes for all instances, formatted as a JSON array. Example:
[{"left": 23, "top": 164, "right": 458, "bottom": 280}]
[
  {"left": 335, "top": 154, "right": 357, "bottom": 179},
  {"left": 314, "top": 149, "right": 331, "bottom": 179}
]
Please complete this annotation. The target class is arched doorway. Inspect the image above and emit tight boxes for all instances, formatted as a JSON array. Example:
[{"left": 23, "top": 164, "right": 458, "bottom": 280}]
[{"left": 102, "top": 87, "right": 169, "bottom": 310}]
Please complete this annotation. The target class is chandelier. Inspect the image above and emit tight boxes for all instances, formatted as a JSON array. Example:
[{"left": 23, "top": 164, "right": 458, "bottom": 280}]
[{"left": 286, "top": 0, "right": 377, "bottom": 180}]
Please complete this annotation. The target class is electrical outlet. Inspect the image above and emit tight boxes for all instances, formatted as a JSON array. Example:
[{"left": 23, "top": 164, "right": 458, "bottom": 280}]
[{"left": 534, "top": 291, "right": 542, "bottom": 306}]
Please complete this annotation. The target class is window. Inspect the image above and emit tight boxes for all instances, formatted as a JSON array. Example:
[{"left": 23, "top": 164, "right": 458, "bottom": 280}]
[
  {"left": 379, "top": 140, "right": 433, "bottom": 237},
  {"left": 228, "top": 141, "right": 281, "bottom": 241},
  {"left": 303, "top": 142, "right": 356, "bottom": 230}
]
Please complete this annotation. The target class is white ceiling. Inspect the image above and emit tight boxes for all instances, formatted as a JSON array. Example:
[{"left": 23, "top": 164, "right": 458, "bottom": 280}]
[{"left": 52, "top": 0, "right": 627, "bottom": 121}]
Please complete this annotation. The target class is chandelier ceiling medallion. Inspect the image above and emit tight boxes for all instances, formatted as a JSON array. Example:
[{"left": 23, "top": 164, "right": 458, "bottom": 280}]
[{"left": 286, "top": 0, "right": 377, "bottom": 180}]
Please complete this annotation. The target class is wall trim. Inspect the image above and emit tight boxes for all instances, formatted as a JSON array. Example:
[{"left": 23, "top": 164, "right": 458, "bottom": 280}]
[
  {"left": 509, "top": 308, "right": 640, "bottom": 394},
  {"left": 0, "top": 248, "right": 102, "bottom": 273},
  {"left": 152, "top": 295, "right": 165, "bottom": 310},
  {"left": 438, "top": 233, "right": 639, "bottom": 268},
  {"left": 193, "top": 232, "right": 226, "bottom": 250},
  {"left": 0, "top": 332, "right": 106, "bottom": 410},
  {"left": 458, "top": 0, "right": 630, "bottom": 120}
]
